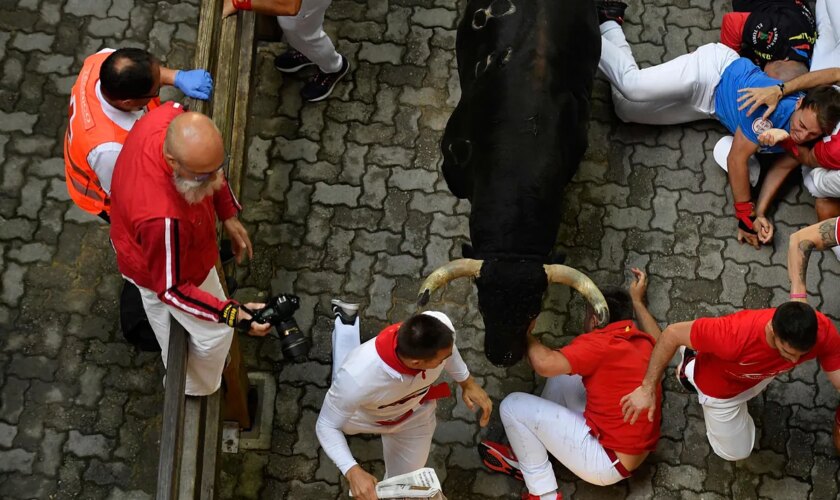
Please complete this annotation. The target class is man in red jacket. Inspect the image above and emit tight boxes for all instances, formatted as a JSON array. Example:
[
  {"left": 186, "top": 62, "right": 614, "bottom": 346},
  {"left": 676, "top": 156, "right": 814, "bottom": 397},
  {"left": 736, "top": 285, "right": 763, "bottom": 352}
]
[{"left": 110, "top": 103, "right": 269, "bottom": 395}]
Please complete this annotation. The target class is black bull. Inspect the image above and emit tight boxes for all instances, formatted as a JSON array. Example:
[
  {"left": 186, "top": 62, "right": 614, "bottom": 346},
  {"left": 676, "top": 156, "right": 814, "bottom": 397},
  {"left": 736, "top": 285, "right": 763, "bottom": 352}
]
[{"left": 417, "top": 0, "right": 609, "bottom": 366}]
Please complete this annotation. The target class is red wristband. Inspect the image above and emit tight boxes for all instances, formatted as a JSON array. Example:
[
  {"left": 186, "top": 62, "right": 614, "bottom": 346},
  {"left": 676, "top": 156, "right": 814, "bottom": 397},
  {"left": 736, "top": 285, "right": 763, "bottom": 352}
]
[
  {"left": 734, "top": 201, "right": 756, "bottom": 232},
  {"left": 789, "top": 293, "right": 807, "bottom": 299},
  {"left": 232, "top": 0, "right": 253, "bottom": 10}
]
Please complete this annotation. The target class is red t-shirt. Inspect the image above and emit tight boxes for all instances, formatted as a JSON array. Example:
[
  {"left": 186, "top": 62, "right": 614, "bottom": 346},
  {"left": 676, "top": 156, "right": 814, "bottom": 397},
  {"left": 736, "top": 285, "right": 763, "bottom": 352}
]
[
  {"left": 560, "top": 320, "right": 661, "bottom": 455},
  {"left": 813, "top": 124, "right": 840, "bottom": 170},
  {"left": 690, "top": 309, "right": 840, "bottom": 399}
]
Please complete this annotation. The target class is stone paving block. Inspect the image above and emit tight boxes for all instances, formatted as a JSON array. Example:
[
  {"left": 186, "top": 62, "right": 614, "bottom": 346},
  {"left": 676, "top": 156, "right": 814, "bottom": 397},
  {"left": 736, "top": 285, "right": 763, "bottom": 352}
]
[{"left": 358, "top": 41, "right": 403, "bottom": 64}]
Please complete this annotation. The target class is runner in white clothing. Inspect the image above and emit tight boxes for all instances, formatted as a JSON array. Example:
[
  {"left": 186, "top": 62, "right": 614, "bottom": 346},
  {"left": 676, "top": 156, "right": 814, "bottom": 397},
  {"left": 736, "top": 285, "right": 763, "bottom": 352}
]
[{"left": 317, "top": 303, "right": 492, "bottom": 500}]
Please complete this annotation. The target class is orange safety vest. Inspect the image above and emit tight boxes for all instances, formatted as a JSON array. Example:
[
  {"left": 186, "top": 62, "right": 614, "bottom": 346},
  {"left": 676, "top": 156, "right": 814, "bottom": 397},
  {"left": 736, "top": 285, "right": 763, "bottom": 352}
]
[{"left": 63, "top": 50, "right": 160, "bottom": 216}]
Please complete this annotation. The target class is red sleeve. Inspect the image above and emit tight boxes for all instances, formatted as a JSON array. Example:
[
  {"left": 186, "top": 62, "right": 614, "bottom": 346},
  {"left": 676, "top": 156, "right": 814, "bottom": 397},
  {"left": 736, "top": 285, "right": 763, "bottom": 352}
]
[
  {"left": 214, "top": 178, "right": 242, "bottom": 221},
  {"left": 138, "top": 217, "right": 235, "bottom": 322},
  {"left": 559, "top": 334, "right": 603, "bottom": 377},
  {"left": 816, "top": 314, "right": 840, "bottom": 372},
  {"left": 689, "top": 315, "right": 745, "bottom": 361},
  {"left": 720, "top": 12, "right": 749, "bottom": 52},
  {"left": 813, "top": 133, "right": 840, "bottom": 170}
]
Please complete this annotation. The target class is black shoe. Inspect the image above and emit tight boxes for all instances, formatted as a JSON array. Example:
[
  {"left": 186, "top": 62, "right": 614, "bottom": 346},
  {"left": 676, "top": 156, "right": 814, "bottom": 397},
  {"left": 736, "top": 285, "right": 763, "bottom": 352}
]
[
  {"left": 596, "top": 0, "right": 628, "bottom": 26},
  {"left": 301, "top": 56, "right": 350, "bottom": 102},
  {"left": 274, "top": 49, "right": 315, "bottom": 73},
  {"left": 331, "top": 299, "right": 359, "bottom": 326},
  {"left": 676, "top": 346, "right": 697, "bottom": 394}
]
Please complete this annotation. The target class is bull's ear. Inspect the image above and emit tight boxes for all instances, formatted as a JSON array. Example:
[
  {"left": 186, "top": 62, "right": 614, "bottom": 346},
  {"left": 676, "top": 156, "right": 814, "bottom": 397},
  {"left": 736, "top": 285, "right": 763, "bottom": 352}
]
[
  {"left": 548, "top": 251, "right": 566, "bottom": 265},
  {"left": 461, "top": 243, "right": 475, "bottom": 259}
]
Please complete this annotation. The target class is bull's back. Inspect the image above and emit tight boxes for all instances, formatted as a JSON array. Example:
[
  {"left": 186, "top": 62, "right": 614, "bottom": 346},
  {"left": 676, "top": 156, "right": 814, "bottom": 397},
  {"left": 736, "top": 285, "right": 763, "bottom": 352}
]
[{"left": 442, "top": 0, "right": 600, "bottom": 258}]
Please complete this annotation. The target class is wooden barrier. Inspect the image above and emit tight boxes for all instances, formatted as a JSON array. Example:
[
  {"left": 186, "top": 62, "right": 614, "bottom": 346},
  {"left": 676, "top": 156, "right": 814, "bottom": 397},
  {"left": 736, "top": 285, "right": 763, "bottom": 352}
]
[{"left": 156, "top": 1, "right": 259, "bottom": 498}]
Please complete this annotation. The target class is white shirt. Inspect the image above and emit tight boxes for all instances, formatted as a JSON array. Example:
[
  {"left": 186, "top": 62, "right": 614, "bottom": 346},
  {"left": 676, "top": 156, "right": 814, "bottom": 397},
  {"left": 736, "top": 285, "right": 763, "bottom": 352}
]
[
  {"left": 85, "top": 53, "right": 145, "bottom": 195},
  {"left": 316, "top": 333, "right": 470, "bottom": 475}
]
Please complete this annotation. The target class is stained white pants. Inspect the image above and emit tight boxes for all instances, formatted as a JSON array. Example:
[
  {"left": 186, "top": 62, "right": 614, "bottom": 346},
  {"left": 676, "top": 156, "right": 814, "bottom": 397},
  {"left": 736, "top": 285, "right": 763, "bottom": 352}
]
[
  {"left": 811, "top": 0, "right": 840, "bottom": 71},
  {"left": 330, "top": 317, "right": 436, "bottom": 478},
  {"left": 500, "top": 375, "right": 624, "bottom": 496},
  {"left": 685, "top": 359, "right": 774, "bottom": 461},
  {"left": 131, "top": 268, "right": 233, "bottom": 396},
  {"left": 803, "top": 165, "right": 840, "bottom": 198},
  {"left": 277, "top": 0, "right": 342, "bottom": 73},
  {"left": 599, "top": 21, "right": 739, "bottom": 125}
]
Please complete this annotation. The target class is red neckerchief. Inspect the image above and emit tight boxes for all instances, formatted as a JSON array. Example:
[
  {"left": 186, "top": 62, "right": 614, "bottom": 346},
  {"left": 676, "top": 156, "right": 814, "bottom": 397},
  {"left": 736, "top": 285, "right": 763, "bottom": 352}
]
[
  {"left": 589, "top": 319, "right": 651, "bottom": 342},
  {"left": 374, "top": 323, "right": 424, "bottom": 377}
]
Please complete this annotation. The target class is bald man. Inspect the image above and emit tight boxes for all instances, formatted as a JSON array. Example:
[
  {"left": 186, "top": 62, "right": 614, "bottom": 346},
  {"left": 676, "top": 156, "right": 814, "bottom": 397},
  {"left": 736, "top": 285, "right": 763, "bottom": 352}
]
[{"left": 110, "top": 102, "right": 270, "bottom": 395}]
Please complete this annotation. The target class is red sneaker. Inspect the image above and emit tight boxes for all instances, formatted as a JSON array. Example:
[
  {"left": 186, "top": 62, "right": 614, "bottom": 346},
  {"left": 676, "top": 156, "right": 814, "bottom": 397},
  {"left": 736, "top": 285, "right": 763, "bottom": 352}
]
[
  {"left": 522, "top": 491, "right": 563, "bottom": 500},
  {"left": 478, "top": 440, "right": 523, "bottom": 481}
]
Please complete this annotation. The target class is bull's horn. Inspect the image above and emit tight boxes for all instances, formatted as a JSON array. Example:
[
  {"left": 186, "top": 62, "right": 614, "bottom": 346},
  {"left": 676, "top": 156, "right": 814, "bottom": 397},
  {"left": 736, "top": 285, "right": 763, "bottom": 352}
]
[
  {"left": 544, "top": 265, "right": 610, "bottom": 327},
  {"left": 417, "top": 259, "right": 483, "bottom": 306}
]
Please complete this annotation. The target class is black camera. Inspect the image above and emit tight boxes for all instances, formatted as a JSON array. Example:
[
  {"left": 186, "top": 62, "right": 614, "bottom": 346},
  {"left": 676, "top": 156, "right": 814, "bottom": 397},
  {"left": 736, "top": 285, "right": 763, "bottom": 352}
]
[{"left": 250, "top": 294, "right": 310, "bottom": 362}]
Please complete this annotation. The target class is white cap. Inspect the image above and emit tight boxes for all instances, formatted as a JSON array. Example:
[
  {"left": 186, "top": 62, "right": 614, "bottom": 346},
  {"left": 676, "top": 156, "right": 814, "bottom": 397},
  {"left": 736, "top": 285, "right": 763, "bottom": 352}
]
[{"left": 420, "top": 311, "right": 455, "bottom": 333}]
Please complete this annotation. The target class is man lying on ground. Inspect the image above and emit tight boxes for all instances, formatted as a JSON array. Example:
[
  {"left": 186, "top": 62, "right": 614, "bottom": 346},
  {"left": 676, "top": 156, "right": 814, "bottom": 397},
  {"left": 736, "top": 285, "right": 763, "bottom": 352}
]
[{"left": 596, "top": 1, "right": 840, "bottom": 250}]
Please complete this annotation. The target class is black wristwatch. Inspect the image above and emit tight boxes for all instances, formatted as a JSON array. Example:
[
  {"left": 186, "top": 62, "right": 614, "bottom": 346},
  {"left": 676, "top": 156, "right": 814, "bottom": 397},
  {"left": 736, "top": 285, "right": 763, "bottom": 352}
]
[{"left": 777, "top": 82, "right": 785, "bottom": 96}]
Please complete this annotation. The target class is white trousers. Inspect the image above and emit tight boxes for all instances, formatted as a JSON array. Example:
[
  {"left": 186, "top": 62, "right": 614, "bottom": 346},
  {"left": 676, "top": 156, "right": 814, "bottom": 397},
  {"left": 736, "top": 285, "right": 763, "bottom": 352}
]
[
  {"left": 685, "top": 359, "right": 774, "bottom": 461},
  {"left": 599, "top": 21, "right": 739, "bottom": 125},
  {"left": 811, "top": 0, "right": 840, "bottom": 71},
  {"left": 500, "top": 376, "right": 624, "bottom": 496},
  {"left": 803, "top": 165, "right": 840, "bottom": 198},
  {"left": 132, "top": 268, "right": 233, "bottom": 396},
  {"left": 331, "top": 317, "right": 436, "bottom": 478},
  {"left": 277, "top": 0, "right": 342, "bottom": 73}
]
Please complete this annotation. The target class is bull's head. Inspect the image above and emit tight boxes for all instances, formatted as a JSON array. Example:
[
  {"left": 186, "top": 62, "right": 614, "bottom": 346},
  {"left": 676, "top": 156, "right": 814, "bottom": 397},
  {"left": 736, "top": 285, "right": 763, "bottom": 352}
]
[{"left": 418, "top": 259, "right": 608, "bottom": 366}]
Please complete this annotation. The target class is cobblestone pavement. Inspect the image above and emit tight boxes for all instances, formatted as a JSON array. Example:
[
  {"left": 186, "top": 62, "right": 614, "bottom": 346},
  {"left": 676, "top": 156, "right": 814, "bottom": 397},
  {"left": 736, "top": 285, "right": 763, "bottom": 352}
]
[{"left": 2, "top": 0, "right": 840, "bottom": 498}]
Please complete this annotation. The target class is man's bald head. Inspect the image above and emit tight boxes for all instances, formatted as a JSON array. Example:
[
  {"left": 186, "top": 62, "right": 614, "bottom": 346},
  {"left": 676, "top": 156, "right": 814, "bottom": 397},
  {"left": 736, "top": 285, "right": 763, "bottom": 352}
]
[
  {"left": 164, "top": 112, "right": 225, "bottom": 173},
  {"left": 764, "top": 60, "right": 808, "bottom": 83}
]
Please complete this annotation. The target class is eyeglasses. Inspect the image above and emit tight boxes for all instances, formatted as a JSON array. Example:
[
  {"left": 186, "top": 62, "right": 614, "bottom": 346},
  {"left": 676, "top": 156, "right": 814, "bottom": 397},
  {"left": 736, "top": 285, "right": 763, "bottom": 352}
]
[
  {"left": 472, "top": 0, "right": 516, "bottom": 30},
  {"left": 178, "top": 154, "right": 229, "bottom": 182}
]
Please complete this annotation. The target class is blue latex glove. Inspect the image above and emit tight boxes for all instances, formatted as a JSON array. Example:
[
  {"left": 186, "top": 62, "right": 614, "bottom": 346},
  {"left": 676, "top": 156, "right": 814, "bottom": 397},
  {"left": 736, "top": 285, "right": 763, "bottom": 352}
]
[{"left": 173, "top": 69, "right": 213, "bottom": 100}]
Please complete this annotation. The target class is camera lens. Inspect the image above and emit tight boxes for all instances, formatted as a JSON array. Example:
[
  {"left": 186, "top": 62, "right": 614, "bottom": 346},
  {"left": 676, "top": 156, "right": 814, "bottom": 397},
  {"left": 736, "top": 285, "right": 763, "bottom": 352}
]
[{"left": 277, "top": 319, "right": 310, "bottom": 362}]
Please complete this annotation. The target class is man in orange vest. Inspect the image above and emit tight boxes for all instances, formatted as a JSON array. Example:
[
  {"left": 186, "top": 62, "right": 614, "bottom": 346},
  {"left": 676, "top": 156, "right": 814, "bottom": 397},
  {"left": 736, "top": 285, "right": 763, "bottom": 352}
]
[{"left": 64, "top": 48, "right": 213, "bottom": 222}]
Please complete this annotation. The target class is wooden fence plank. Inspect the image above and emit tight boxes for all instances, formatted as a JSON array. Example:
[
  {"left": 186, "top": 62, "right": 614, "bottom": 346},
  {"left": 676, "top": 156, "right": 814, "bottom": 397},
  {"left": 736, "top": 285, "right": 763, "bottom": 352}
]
[{"left": 155, "top": 322, "right": 188, "bottom": 500}]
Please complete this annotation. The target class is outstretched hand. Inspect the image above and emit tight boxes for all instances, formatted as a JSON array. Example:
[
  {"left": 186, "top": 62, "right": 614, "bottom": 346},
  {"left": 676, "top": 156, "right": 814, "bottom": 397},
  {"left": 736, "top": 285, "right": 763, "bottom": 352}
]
[
  {"left": 628, "top": 267, "right": 648, "bottom": 304},
  {"left": 753, "top": 216, "right": 774, "bottom": 244},
  {"left": 737, "top": 227, "right": 761, "bottom": 250},
  {"left": 737, "top": 86, "right": 782, "bottom": 120},
  {"left": 619, "top": 385, "right": 657, "bottom": 425},
  {"left": 223, "top": 217, "right": 253, "bottom": 264},
  {"left": 758, "top": 128, "right": 790, "bottom": 147},
  {"left": 460, "top": 377, "right": 492, "bottom": 427}
]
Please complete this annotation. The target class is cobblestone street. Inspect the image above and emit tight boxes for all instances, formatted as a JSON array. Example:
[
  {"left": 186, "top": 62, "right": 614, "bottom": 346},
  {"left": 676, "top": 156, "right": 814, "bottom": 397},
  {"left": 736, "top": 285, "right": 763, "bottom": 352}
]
[{"left": 2, "top": 0, "right": 840, "bottom": 498}]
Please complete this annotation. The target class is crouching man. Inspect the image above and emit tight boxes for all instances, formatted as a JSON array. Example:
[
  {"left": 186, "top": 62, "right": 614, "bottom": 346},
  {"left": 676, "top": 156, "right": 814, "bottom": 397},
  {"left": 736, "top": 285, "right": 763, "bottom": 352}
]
[
  {"left": 316, "top": 303, "right": 493, "bottom": 500},
  {"left": 480, "top": 269, "right": 662, "bottom": 500},
  {"left": 622, "top": 301, "right": 840, "bottom": 461}
]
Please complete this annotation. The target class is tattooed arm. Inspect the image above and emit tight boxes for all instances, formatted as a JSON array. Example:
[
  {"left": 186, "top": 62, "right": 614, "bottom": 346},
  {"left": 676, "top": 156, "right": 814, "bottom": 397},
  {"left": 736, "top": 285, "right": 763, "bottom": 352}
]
[{"left": 788, "top": 218, "right": 840, "bottom": 301}]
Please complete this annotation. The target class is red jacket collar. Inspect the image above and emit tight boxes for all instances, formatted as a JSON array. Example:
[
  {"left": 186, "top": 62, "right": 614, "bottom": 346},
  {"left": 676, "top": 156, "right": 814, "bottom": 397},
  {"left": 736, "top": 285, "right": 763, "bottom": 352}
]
[{"left": 375, "top": 323, "right": 423, "bottom": 376}]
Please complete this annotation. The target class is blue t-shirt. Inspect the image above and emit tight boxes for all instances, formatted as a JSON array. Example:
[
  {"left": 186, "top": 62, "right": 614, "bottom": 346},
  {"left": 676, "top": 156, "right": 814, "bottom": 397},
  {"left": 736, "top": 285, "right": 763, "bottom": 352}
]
[{"left": 714, "top": 58, "right": 803, "bottom": 153}]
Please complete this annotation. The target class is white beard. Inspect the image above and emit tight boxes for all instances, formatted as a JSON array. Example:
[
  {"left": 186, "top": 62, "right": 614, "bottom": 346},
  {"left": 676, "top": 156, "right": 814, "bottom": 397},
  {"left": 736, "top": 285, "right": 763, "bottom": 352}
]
[{"left": 173, "top": 172, "right": 224, "bottom": 204}]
